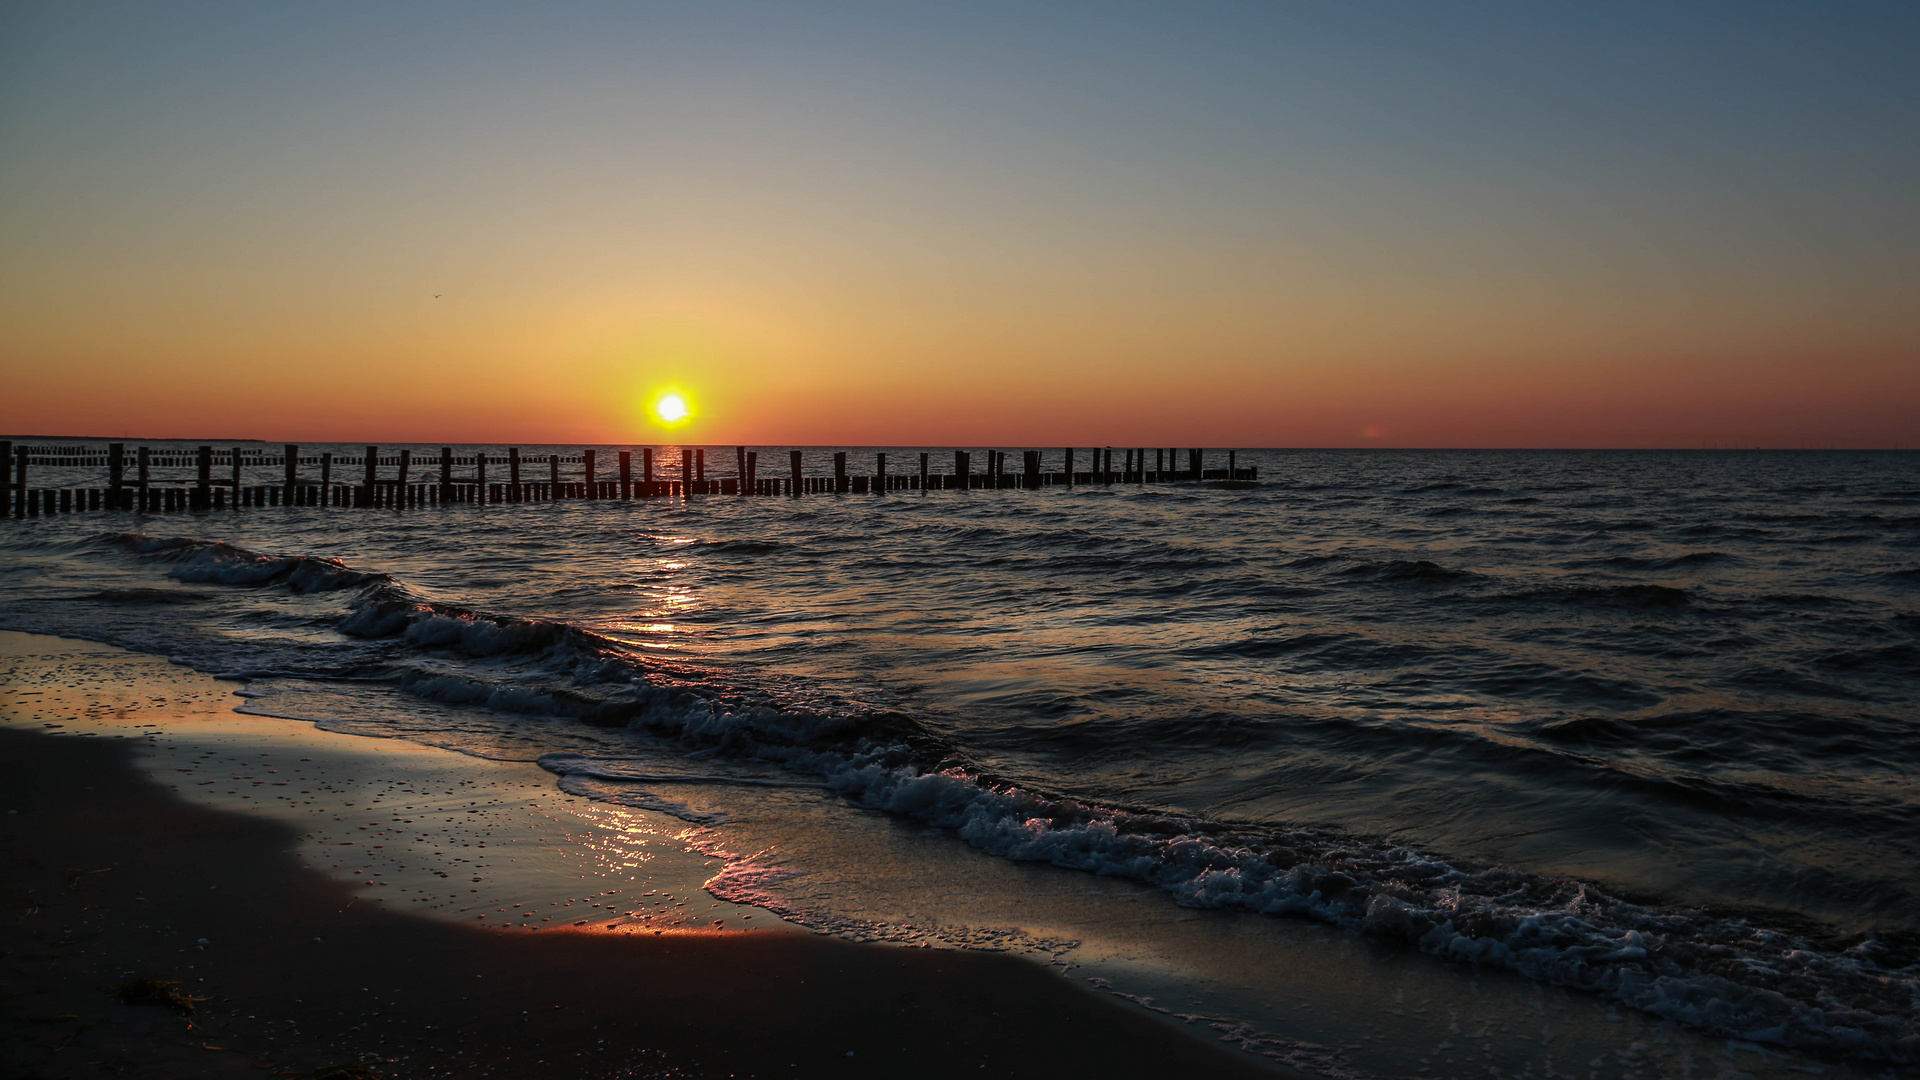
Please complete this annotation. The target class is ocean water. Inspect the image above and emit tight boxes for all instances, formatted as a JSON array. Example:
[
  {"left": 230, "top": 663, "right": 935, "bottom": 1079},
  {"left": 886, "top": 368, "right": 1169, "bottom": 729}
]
[{"left": 2, "top": 445, "right": 1917, "bottom": 1066}]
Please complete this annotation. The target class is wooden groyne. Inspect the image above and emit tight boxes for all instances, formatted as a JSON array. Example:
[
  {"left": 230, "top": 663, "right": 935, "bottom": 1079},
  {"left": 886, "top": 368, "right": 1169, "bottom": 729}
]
[{"left": 0, "top": 442, "right": 1257, "bottom": 516}]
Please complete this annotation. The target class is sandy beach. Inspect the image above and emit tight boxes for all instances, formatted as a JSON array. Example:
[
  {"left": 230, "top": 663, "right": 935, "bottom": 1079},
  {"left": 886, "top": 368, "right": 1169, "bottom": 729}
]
[{"left": 0, "top": 632, "right": 1285, "bottom": 1079}]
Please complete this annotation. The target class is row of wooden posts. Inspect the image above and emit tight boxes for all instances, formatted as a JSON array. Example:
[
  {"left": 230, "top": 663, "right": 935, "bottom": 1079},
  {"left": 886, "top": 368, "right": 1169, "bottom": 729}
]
[{"left": 0, "top": 441, "right": 1255, "bottom": 516}]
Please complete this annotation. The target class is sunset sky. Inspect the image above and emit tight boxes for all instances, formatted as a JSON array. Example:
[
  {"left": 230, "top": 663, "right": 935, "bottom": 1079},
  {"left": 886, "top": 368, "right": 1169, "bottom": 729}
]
[{"left": 2, "top": 1, "right": 1915, "bottom": 447}]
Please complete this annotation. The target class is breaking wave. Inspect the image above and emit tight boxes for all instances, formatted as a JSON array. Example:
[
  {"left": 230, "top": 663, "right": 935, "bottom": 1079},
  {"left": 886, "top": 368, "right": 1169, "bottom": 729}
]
[{"left": 86, "top": 532, "right": 1919, "bottom": 1063}]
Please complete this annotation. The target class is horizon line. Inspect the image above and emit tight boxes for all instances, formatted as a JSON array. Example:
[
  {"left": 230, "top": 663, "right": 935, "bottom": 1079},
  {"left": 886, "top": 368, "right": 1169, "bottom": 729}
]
[{"left": 1, "top": 435, "right": 1911, "bottom": 452}]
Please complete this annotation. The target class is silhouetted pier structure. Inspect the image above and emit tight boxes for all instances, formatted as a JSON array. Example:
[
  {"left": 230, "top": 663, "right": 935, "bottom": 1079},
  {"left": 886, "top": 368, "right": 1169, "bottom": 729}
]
[{"left": 0, "top": 441, "right": 1257, "bottom": 516}]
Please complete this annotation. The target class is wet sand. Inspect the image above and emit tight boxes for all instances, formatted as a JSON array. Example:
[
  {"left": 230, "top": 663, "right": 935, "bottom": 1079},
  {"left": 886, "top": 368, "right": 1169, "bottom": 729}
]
[{"left": 0, "top": 632, "right": 1286, "bottom": 1079}]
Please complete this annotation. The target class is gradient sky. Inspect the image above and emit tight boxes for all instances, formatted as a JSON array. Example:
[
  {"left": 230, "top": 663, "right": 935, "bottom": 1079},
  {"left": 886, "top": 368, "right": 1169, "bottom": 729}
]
[{"left": 2, "top": 1, "right": 1916, "bottom": 447}]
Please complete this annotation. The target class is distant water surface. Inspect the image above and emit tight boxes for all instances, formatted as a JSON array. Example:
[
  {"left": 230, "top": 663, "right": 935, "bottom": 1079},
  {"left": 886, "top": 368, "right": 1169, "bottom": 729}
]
[{"left": 2, "top": 448, "right": 1916, "bottom": 1062}]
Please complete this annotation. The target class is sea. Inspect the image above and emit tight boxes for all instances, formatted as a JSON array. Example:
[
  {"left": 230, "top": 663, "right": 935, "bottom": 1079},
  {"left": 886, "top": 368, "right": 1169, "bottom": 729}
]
[{"left": 2, "top": 445, "right": 1916, "bottom": 1070}]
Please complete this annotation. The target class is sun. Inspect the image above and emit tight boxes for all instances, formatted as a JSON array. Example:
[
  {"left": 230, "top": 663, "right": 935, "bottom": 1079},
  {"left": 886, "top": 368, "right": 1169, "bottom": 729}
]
[{"left": 653, "top": 393, "right": 691, "bottom": 425}]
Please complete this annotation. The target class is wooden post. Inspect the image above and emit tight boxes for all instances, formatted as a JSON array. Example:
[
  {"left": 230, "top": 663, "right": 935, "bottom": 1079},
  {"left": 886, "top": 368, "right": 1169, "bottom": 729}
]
[
  {"left": 1189, "top": 448, "right": 1201, "bottom": 477},
  {"left": 438, "top": 448, "right": 452, "bottom": 502},
  {"left": 918, "top": 452, "right": 929, "bottom": 492},
  {"left": 954, "top": 451, "right": 968, "bottom": 491},
  {"left": 736, "top": 446, "right": 747, "bottom": 496},
  {"left": 398, "top": 450, "right": 412, "bottom": 506},
  {"left": 0, "top": 441, "right": 11, "bottom": 516},
  {"left": 549, "top": 452, "right": 560, "bottom": 492},
  {"left": 230, "top": 446, "right": 243, "bottom": 502},
  {"left": 321, "top": 452, "right": 333, "bottom": 506},
  {"left": 476, "top": 451, "right": 487, "bottom": 502},
  {"left": 108, "top": 443, "right": 124, "bottom": 509},
  {"left": 585, "top": 449, "right": 598, "bottom": 499},
  {"left": 619, "top": 451, "right": 633, "bottom": 499},
  {"left": 681, "top": 446, "right": 694, "bottom": 497},
  {"left": 833, "top": 452, "right": 847, "bottom": 493},
  {"left": 1064, "top": 447, "right": 1074, "bottom": 486},
  {"left": 361, "top": 446, "right": 378, "bottom": 508},
  {"left": 746, "top": 451, "right": 758, "bottom": 492},
  {"left": 196, "top": 446, "right": 212, "bottom": 508},
  {"left": 1229, "top": 450, "right": 1236, "bottom": 479},
  {"left": 284, "top": 445, "right": 298, "bottom": 502},
  {"left": 509, "top": 448, "right": 522, "bottom": 501},
  {"left": 137, "top": 446, "right": 150, "bottom": 504},
  {"left": 1023, "top": 450, "right": 1040, "bottom": 489},
  {"left": 789, "top": 450, "right": 803, "bottom": 496},
  {"left": 874, "top": 452, "right": 887, "bottom": 495}
]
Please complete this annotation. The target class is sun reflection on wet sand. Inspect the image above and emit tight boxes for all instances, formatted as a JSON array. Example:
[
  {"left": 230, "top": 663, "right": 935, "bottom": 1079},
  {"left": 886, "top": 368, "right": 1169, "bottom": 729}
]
[{"left": 0, "top": 633, "right": 777, "bottom": 940}]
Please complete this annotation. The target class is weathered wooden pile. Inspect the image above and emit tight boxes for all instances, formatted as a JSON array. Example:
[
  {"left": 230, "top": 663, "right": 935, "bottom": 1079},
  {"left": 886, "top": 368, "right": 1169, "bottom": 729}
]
[{"left": 0, "top": 441, "right": 1256, "bottom": 516}]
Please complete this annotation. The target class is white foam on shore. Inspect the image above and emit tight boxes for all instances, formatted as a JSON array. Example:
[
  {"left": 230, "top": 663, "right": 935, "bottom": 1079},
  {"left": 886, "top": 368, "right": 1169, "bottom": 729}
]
[{"left": 59, "top": 533, "right": 1920, "bottom": 1063}]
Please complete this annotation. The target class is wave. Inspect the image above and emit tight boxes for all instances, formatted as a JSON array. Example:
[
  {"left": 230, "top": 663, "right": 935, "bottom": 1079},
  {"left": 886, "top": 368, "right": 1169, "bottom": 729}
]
[
  {"left": 1336, "top": 559, "right": 1479, "bottom": 584},
  {"left": 109, "top": 533, "right": 388, "bottom": 593},
  {"left": 695, "top": 539, "right": 788, "bottom": 555},
  {"left": 785, "top": 765, "right": 1917, "bottom": 1062},
  {"left": 1589, "top": 551, "right": 1731, "bottom": 571},
  {"left": 1814, "top": 644, "right": 1920, "bottom": 672},
  {"left": 1517, "top": 583, "right": 1694, "bottom": 609},
  {"left": 94, "top": 533, "right": 1918, "bottom": 1062},
  {"left": 1177, "top": 631, "right": 1437, "bottom": 666},
  {"left": 65, "top": 587, "right": 210, "bottom": 604}
]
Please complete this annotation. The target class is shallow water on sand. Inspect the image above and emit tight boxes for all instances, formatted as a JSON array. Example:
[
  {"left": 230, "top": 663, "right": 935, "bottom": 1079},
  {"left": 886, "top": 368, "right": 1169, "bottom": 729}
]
[{"left": 2, "top": 447, "right": 1916, "bottom": 1069}]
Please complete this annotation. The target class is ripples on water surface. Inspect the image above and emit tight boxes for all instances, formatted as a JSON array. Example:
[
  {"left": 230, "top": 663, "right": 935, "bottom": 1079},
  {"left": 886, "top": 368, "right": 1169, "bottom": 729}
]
[{"left": 2, "top": 447, "right": 1916, "bottom": 1062}]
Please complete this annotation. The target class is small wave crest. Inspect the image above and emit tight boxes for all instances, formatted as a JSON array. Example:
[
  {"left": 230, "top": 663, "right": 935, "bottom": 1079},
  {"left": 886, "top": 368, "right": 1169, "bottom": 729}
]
[
  {"left": 1337, "top": 559, "right": 1479, "bottom": 584},
  {"left": 112, "top": 533, "right": 388, "bottom": 593},
  {"left": 66, "top": 587, "right": 210, "bottom": 604},
  {"left": 1523, "top": 583, "right": 1693, "bottom": 609}
]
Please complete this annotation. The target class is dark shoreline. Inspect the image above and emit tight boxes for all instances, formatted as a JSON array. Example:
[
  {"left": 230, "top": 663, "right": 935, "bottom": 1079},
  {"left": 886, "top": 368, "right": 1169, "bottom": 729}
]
[{"left": 0, "top": 726, "right": 1285, "bottom": 1079}]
